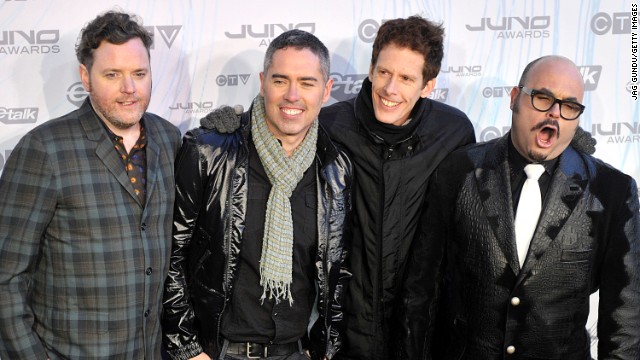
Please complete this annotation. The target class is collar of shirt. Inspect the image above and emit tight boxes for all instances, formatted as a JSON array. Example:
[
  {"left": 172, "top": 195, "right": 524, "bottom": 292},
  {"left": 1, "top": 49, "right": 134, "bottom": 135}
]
[{"left": 507, "top": 135, "right": 558, "bottom": 180}]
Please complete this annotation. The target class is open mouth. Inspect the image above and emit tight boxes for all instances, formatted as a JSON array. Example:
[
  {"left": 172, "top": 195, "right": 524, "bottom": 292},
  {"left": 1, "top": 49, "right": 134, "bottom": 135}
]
[
  {"left": 380, "top": 97, "right": 400, "bottom": 108},
  {"left": 536, "top": 124, "right": 558, "bottom": 148},
  {"left": 282, "top": 108, "right": 303, "bottom": 116}
]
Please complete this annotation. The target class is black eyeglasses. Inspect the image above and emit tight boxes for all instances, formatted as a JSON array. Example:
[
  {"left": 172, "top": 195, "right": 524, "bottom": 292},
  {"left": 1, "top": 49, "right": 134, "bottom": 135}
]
[{"left": 518, "top": 86, "right": 585, "bottom": 120}]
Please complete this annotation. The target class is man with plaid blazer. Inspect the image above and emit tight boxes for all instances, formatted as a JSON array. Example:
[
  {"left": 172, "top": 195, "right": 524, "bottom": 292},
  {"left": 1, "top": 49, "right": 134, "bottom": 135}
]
[{"left": 0, "top": 11, "right": 181, "bottom": 359}]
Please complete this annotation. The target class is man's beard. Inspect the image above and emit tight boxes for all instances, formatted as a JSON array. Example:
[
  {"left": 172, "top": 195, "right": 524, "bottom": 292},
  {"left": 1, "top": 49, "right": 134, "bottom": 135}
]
[{"left": 89, "top": 89, "right": 148, "bottom": 130}]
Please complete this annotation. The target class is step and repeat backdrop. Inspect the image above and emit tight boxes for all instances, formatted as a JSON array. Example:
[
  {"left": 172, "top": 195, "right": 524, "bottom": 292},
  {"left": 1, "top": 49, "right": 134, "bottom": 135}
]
[
  {"left": 0, "top": 0, "right": 637, "bottom": 181},
  {"left": 0, "top": 0, "right": 637, "bottom": 355}
]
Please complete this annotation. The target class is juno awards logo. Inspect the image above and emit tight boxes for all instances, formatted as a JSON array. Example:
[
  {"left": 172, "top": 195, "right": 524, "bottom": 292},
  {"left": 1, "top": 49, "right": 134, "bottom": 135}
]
[{"left": 0, "top": 29, "right": 61, "bottom": 55}]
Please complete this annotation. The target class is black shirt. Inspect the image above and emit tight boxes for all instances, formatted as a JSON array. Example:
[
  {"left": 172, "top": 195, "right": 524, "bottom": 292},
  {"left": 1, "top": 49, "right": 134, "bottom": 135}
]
[
  {"left": 96, "top": 109, "right": 147, "bottom": 206},
  {"left": 508, "top": 137, "right": 558, "bottom": 215},
  {"left": 220, "top": 138, "right": 318, "bottom": 344}
]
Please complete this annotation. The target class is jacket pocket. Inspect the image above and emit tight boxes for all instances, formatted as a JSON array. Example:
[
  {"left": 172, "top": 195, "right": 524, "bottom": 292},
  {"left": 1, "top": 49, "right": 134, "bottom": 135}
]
[
  {"left": 191, "top": 279, "right": 225, "bottom": 337},
  {"left": 188, "top": 226, "right": 212, "bottom": 276},
  {"left": 560, "top": 248, "right": 592, "bottom": 263}
]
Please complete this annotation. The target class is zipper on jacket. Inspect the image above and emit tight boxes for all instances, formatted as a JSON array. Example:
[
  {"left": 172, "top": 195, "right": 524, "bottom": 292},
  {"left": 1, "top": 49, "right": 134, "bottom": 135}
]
[
  {"left": 320, "top": 165, "right": 332, "bottom": 356},
  {"left": 216, "top": 145, "right": 244, "bottom": 348},
  {"left": 374, "top": 154, "right": 386, "bottom": 355}
]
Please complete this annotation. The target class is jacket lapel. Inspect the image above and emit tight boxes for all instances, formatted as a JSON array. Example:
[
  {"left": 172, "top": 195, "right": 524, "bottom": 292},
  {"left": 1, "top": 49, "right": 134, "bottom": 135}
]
[
  {"left": 475, "top": 135, "right": 522, "bottom": 276},
  {"left": 144, "top": 116, "right": 161, "bottom": 209},
  {"left": 78, "top": 99, "right": 143, "bottom": 206},
  {"left": 518, "top": 146, "right": 587, "bottom": 278}
]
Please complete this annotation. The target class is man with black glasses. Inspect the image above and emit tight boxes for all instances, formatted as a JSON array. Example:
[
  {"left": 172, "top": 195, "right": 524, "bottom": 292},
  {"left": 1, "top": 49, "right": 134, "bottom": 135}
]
[{"left": 427, "top": 55, "right": 640, "bottom": 359}]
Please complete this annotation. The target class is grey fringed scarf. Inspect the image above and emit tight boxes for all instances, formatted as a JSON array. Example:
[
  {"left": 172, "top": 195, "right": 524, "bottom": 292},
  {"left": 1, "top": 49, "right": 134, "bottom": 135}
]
[{"left": 250, "top": 95, "right": 318, "bottom": 305}]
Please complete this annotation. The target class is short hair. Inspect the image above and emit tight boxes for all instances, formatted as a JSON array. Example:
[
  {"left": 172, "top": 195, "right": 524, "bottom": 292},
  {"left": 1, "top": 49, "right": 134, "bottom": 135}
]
[
  {"left": 371, "top": 15, "right": 445, "bottom": 85},
  {"left": 75, "top": 10, "right": 153, "bottom": 72},
  {"left": 263, "top": 29, "right": 331, "bottom": 83}
]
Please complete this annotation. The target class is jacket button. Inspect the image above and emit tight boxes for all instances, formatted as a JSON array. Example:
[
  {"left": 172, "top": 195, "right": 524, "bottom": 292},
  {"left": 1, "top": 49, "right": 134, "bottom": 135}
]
[
  {"left": 511, "top": 297, "right": 521, "bottom": 306},
  {"left": 506, "top": 345, "right": 516, "bottom": 354}
]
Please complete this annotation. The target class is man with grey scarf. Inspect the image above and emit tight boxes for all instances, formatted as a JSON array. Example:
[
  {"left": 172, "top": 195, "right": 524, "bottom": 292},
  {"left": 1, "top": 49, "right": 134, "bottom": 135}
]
[{"left": 161, "top": 30, "right": 353, "bottom": 360}]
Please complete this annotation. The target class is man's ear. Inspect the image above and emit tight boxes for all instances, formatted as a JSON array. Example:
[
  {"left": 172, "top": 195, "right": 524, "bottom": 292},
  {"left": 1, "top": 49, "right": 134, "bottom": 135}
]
[
  {"left": 79, "top": 64, "right": 90, "bottom": 91},
  {"left": 509, "top": 86, "right": 520, "bottom": 110},
  {"left": 420, "top": 78, "right": 436, "bottom": 98}
]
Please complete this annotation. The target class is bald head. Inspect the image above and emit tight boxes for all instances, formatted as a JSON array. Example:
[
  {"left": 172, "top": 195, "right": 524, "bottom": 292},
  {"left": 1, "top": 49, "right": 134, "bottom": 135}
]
[{"left": 518, "top": 55, "right": 584, "bottom": 92}]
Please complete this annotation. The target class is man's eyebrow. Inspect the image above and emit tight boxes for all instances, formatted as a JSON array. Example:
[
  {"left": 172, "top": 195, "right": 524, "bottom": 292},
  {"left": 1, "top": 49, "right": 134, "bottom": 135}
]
[
  {"left": 537, "top": 87, "right": 579, "bottom": 102},
  {"left": 271, "top": 73, "right": 319, "bottom": 82}
]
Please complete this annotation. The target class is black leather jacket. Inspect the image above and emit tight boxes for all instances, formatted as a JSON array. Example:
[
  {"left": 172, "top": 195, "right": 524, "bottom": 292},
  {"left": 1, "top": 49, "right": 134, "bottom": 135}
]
[{"left": 162, "top": 111, "right": 353, "bottom": 360}]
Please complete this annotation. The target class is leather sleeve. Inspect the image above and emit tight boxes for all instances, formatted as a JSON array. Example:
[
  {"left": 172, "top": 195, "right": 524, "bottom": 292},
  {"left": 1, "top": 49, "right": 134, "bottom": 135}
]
[
  {"left": 310, "top": 148, "right": 354, "bottom": 360},
  {"left": 162, "top": 132, "right": 207, "bottom": 360}
]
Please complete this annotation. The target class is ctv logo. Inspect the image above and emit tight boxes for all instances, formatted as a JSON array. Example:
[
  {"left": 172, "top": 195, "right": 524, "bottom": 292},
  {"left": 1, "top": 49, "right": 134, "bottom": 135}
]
[
  {"left": 144, "top": 26, "right": 182, "bottom": 48},
  {"left": 482, "top": 86, "right": 514, "bottom": 98},
  {"left": 479, "top": 126, "right": 512, "bottom": 142},
  {"left": 482, "top": 65, "right": 602, "bottom": 98},
  {"left": 216, "top": 74, "right": 251, "bottom": 86},
  {"left": 591, "top": 12, "right": 631, "bottom": 35}
]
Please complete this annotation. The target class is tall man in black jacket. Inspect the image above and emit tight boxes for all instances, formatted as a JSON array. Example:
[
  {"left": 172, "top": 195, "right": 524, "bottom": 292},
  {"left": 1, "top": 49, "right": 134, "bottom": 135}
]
[{"left": 318, "top": 17, "right": 475, "bottom": 360}]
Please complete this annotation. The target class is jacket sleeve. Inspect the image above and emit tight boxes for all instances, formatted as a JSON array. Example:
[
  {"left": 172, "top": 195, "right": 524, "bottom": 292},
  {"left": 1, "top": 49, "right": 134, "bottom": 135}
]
[
  {"left": 397, "top": 119, "right": 475, "bottom": 360},
  {"left": 597, "top": 177, "right": 640, "bottom": 359},
  {"left": 396, "top": 166, "right": 450, "bottom": 360},
  {"left": 310, "top": 149, "right": 354, "bottom": 360},
  {"left": 0, "top": 133, "right": 55, "bottom": 359},
  {"left": 162, "top": 132, "right": 207, "bottom": 360}
]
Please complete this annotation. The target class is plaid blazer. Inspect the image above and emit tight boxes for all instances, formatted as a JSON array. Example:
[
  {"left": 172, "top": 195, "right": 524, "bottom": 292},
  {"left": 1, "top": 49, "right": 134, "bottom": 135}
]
[{"left": 0, "top": 99, "right": 181, "bottom": 359}]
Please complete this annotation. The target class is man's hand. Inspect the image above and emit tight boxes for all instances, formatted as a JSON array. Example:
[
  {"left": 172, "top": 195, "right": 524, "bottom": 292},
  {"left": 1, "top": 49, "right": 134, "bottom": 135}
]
[
  {"left": 200, "top": 105, "right": 243, "bottom": 133},
  {"left": 570, "top": 126, "right": 597, "bottom": 155},
  {"left": 189, "top": 352, "right": 211, "bottom": 360}
]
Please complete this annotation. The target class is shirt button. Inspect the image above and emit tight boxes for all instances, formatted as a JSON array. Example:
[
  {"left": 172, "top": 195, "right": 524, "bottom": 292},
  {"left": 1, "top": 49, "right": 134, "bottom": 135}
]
[
  {"left": 141, "top": 223, "right": 147, "bottom": 231},
  {"left": 506, "top": 345, "right": 516, "bottom": 354},
  {"left": 511, "top": 297, "right": 521, "bottom": 306},
  {"left": 145, "top": 267, "right": 153, "bottom": 275},
  {"left": 144, "top": 310, "right": 150, "bottom": 317}
]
